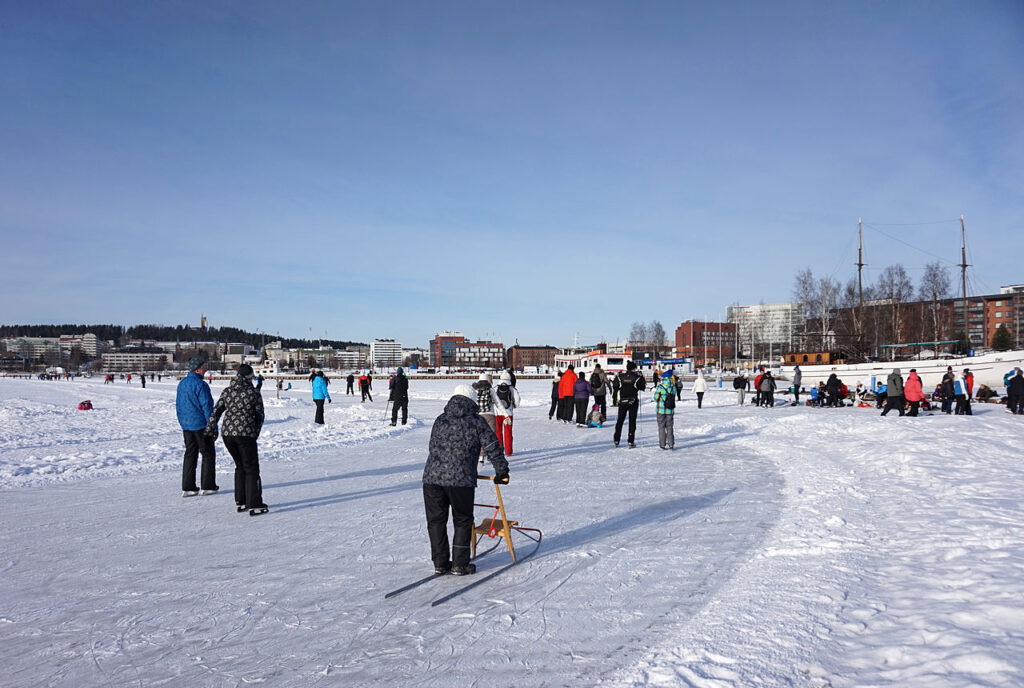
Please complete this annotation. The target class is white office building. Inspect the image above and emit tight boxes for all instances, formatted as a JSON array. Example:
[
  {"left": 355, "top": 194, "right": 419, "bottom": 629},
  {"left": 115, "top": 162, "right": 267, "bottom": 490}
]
[
  {"left": 370, "top": 339, "right": 403, "bottom": 367},
  {"left": 726, "top": 302, "right": 802, "bottom": 354}
]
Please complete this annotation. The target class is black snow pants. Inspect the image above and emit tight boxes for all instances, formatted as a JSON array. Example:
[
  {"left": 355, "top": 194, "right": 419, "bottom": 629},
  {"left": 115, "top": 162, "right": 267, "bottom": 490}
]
[
  {"left": 575, "top": 398, "right": 589, "bottom": 425},
  {"left": 314, "top": 398, "right": 325, "bottom": 424},
  {"left": 423, "top": 483, "right": 475, "bottom": 569},
  {"left": 881, "top": 395, "right": 905, "bottom": 416},
  {"left": 223, "top": 436, "right": 263, "bottom": 508},
  {"left": 392, "top": 398, "right": 408, "bottom": 424},
  {"left": 594, "top": 394, "right": 607, "bottom": 420},
  {"left": 613, "top": 400, "right": 639, "bottom": 444},
  {"left": 182, "top": 430, "right": 217, "bottom": 492},
  {"left": 558, "top": 397, "right": 574, "bottom": 422}
]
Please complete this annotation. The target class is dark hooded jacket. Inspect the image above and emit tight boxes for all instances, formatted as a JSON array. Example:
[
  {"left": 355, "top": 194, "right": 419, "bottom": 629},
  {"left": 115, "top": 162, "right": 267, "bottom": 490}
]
[
  {"left": 423, "top": 395, "right": 508, "bottom": 487},
  {"left": 826, "top": 373, "right": 841, "bottom": 396},
  {"left": 887, "top": 369, "right": 904, "bottom": 397},
  {"left": 389, "top": 371, "right": 409, "bottom": 402},
  {"left": 209, "top": 374, "right": 265, "bottom": 438},
  {"left": 1008, "top": 370, "right": 1024, "bottom": 396}
]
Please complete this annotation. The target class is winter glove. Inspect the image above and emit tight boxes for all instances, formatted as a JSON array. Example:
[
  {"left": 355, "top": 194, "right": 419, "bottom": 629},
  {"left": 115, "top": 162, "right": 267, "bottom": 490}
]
[
  {"left": 328, "top": 398, "right": 331, "bottom": 403},
  {"left": 494, "top": 471, "right": 510, "bottom": 485},
  {"left": 205, "top": 424, "right": 219, "bottom": 441}
]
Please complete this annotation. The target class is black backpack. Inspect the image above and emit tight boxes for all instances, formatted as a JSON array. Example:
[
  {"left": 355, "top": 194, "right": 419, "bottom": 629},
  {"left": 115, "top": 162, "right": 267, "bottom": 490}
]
[
  {"left": 664, "top": 390, "right": 675, "bottom": 409},
  {"left": 496, "top": 383, "right": 513, "bottom": 408}
]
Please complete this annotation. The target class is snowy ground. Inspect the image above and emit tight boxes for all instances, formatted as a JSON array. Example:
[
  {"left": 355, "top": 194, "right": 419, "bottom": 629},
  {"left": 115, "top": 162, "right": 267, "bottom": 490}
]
[{"left": 1, "top": 376, "right": 1022, "bottom": 687}]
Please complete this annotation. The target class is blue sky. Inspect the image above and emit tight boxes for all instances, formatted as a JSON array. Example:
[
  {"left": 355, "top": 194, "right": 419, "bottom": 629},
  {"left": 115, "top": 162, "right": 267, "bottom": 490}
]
[{"left": 1, "top": 1, "right": 1021, "bottom": 348}]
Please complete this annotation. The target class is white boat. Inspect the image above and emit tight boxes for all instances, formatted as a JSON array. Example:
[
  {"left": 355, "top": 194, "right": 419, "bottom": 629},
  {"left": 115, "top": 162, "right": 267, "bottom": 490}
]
[
  {"left": 780, "top": 350, "right": 1024, "bottom": 392},
  {"left": 554, "top": 350, "right": 692, "bottom": 377}
]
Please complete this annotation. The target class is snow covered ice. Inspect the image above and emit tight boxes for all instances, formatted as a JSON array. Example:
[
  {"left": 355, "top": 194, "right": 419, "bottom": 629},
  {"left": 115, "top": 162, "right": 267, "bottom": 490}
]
[{"left": 1, "top": 376, "right": 1023, "bottom": 687}]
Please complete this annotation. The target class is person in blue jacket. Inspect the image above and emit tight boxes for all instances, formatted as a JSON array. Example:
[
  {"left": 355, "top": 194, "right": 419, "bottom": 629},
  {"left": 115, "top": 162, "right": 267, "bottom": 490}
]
[
  {"left": 312, "top": 370, "right": 331, "bottom": 424},
  {"left": 874, "top": 381, "right": 887, "bottom": 409},
  {"left": 176, "top": 357, "right": 217, "bottom": 497}
]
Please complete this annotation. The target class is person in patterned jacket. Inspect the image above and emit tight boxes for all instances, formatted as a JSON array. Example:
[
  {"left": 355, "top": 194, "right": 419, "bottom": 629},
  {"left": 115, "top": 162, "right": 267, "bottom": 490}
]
[
  {"left": 654, "top": 370, "right": 676, "bottom": 450},
  {"left": 207, "top": 364, "right": 267, "bottom": 514},
  {"left": 422, "top": 385, "right": 509, "bottom": 576}
]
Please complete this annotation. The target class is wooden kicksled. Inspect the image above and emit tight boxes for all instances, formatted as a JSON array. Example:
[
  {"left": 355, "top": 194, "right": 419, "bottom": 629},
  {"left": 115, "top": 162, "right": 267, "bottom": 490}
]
[{"left": 472, "top": 475, "right": 542, "bottom": 562}]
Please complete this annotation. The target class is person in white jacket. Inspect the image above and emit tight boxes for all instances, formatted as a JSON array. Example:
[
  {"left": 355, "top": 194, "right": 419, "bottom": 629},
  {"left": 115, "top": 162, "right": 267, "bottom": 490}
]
[
  {"left": 692, "top": 369, "right": 709, "bottom": 409},
  {"left": 491, "top": 371, "right": 522, "bottom": 456}
]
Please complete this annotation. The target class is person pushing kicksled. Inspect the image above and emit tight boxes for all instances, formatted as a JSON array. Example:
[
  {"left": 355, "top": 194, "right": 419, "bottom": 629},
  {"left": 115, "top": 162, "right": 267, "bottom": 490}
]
[{"left": 421, "top": 385, "right": 509, "bottom": 576}]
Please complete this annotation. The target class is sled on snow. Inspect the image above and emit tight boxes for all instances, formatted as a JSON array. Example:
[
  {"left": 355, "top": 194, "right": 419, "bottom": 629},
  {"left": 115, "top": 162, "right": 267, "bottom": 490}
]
[{"left": 472, "top": 475, "right": 542, "bottom": 563}]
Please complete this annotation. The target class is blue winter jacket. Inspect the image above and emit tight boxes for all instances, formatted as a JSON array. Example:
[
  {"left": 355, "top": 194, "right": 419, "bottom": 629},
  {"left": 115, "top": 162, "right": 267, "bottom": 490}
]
[
  {"left": 312, "top": 376, "right": 331, "bottom": 401},
  {"left": 176, "top": 372, "right": 215, "bottom": 431}
]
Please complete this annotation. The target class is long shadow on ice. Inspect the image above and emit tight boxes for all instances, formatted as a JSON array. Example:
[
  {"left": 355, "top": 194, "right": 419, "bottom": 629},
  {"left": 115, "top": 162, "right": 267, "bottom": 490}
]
[
  {"left": 270, "top": 480, "right": 420, "bottom": 514},
  {"left": 508, "top": 439, "right": 623, "bottom": 470},
  {"left": 678, "top": 431, "right": 756, "bottom": 449},
  {"left": 534, "top": 488, "right": 735, "bottom": 560},
  {"left": 269, "top": 462, "right": 423, "bottom": 489}
]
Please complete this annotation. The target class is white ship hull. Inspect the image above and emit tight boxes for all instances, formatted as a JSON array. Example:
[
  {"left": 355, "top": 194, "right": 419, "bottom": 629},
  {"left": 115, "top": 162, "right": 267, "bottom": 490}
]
[{"left": 780, "top": 350, "right": 1024, "bottom": 391}]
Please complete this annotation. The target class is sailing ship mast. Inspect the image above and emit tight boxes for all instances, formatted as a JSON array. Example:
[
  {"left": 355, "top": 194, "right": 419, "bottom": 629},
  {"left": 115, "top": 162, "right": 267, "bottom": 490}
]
[
  {"left": 856, "top": 218, "right": 865, "bottom": 347},
  {"left": 960, "top": 215, "right": 969, "bottom": 351}
]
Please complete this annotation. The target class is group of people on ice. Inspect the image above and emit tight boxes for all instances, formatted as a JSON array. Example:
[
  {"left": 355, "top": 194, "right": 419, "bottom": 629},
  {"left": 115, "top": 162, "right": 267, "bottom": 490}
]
[
  {"left": 549, "top": 362, "right": 656, "bottom": 447},
  {"left": 730, "top": 368, "right": 780, "bottom": 407},
  {"left": 175, "top": 357, "right": 268, "bottom": 515},
  {"left": 307, "top": 368, "right": 408, "bottom": 425}
]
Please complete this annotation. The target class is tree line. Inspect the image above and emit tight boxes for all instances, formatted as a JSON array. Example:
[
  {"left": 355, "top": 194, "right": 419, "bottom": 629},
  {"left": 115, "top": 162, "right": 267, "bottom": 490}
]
[
  {"left": 791, "top": 261, "right": 1015, "bottom": 359},
  {"left": 0, "top": 323, "right": 365, "bottom": 351}
]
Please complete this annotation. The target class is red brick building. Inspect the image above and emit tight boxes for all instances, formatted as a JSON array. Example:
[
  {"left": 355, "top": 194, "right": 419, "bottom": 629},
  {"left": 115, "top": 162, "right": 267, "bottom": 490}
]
[
  {"left": 674, "top": 320, "right": 737, "bottom": 366},
  {"left": 505, "top": 345, "right": 558, "bottom": 370},
  {"left": 430, "top": 332, "right": 466, "bottom": 367}
]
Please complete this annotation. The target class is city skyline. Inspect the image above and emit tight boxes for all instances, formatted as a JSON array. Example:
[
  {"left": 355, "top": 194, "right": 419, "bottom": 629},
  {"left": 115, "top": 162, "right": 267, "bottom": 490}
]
[{"left": 2, "top": 3, "right": 1022, "bottom": 347}]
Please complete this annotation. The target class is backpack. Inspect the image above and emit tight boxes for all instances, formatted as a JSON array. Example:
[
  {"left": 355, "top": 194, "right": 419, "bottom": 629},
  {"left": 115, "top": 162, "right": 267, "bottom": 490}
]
[
  {"left": 664, "top": 391, "right": 675, "bottom": 410},
  {"left": 590, "top": 372, "right": 601, "bottom": 388},
  {"left": 496, "top": 383, "right": 513, "bottom": 409}
]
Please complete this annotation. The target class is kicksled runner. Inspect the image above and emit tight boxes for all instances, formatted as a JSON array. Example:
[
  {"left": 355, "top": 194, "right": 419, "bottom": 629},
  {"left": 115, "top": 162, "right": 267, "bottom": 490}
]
[{"left": 385, "top": 475, "right": 542, "bottom": 606}]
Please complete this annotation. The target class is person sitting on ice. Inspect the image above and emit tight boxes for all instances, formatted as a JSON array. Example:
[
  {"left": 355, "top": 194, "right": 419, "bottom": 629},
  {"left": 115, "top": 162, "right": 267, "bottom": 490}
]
[
  {"left": 587, "top": 403, "right": 604, "bottom": 427},
  {"left": 809, "top": 385, "right": 819, "bottom": 407},
  {"left": 874, "top": 381, "right": 887, "bottom": 409},
  {"left": 853, "top": 382, "right": 866, "bottom": 405}
]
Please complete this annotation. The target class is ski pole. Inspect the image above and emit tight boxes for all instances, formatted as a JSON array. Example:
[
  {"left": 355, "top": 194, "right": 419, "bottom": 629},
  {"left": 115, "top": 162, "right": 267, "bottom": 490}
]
[
  {"left": 383, "top": 400, "right": 392, "bottom": 422},
  {"left": 636, "top": 393, "right": 642, "bottom": 448}
]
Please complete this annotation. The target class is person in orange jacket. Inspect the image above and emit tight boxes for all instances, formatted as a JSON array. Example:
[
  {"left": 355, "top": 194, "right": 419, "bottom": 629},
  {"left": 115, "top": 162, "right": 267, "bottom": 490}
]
[
  {"left": 904, "top": 369, "right": 925, "bottom": 416},
  {"left": 557, "top": 365, "right": 578, "bottom": 424}
]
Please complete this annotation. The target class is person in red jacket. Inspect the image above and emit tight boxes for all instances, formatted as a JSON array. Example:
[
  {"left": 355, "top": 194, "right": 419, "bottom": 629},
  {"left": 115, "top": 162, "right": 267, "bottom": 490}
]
[
  {"left": 557, "top": 365, "right": 578, "bottom": 424},
  {"left": 964, "top": 369, "right": 974, "bottom": 399},
  {"left": 754, "top": 370, "right": 764, "bottom": 407},
  {"left": 904, "top": 369, "right": 925, "bottom": 416}
]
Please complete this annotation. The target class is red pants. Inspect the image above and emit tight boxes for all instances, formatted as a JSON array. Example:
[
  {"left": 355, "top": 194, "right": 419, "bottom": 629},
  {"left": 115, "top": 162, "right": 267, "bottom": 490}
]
[{"left": 495, "top": 415, "right": 513, "bottom": 455}]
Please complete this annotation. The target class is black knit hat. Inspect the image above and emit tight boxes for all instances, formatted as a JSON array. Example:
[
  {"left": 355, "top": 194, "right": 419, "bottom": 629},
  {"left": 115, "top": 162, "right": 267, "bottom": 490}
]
[{"left": 237, "top": 363, "right": 254, "bottom": 378}]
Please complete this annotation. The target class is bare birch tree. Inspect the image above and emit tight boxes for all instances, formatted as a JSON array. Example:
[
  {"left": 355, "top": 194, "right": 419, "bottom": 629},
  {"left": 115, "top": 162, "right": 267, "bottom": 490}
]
[
  {"left": 919, "top": 262, "right": 951, "bottom": 346},
  {"left": 649, "top": 321, "right": 666, "bottom": 360},
  {"left": 628, "top": 322, "right": 649, "bottom": 349},
  {"left": 792, "top": 268, "right": 816, "bottom": 351},
  {"left": 815, "top": 277, "right": 840, "bottom": 351},
  {"left": 877, "top": 264, "right": 914, "bottom": 344}
]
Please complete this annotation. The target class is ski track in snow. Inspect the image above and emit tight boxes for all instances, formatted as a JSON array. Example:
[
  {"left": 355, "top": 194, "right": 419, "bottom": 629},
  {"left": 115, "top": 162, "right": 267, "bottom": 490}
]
[{"left": 1, "top": 377, "right": 1022, "bottom": 687}]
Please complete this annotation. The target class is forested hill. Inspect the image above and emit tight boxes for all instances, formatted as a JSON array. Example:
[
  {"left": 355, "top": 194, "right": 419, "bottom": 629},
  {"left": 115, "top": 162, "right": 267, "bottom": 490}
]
[{"left": 0, "top": 324, "right": 365, "bottom": 350}]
